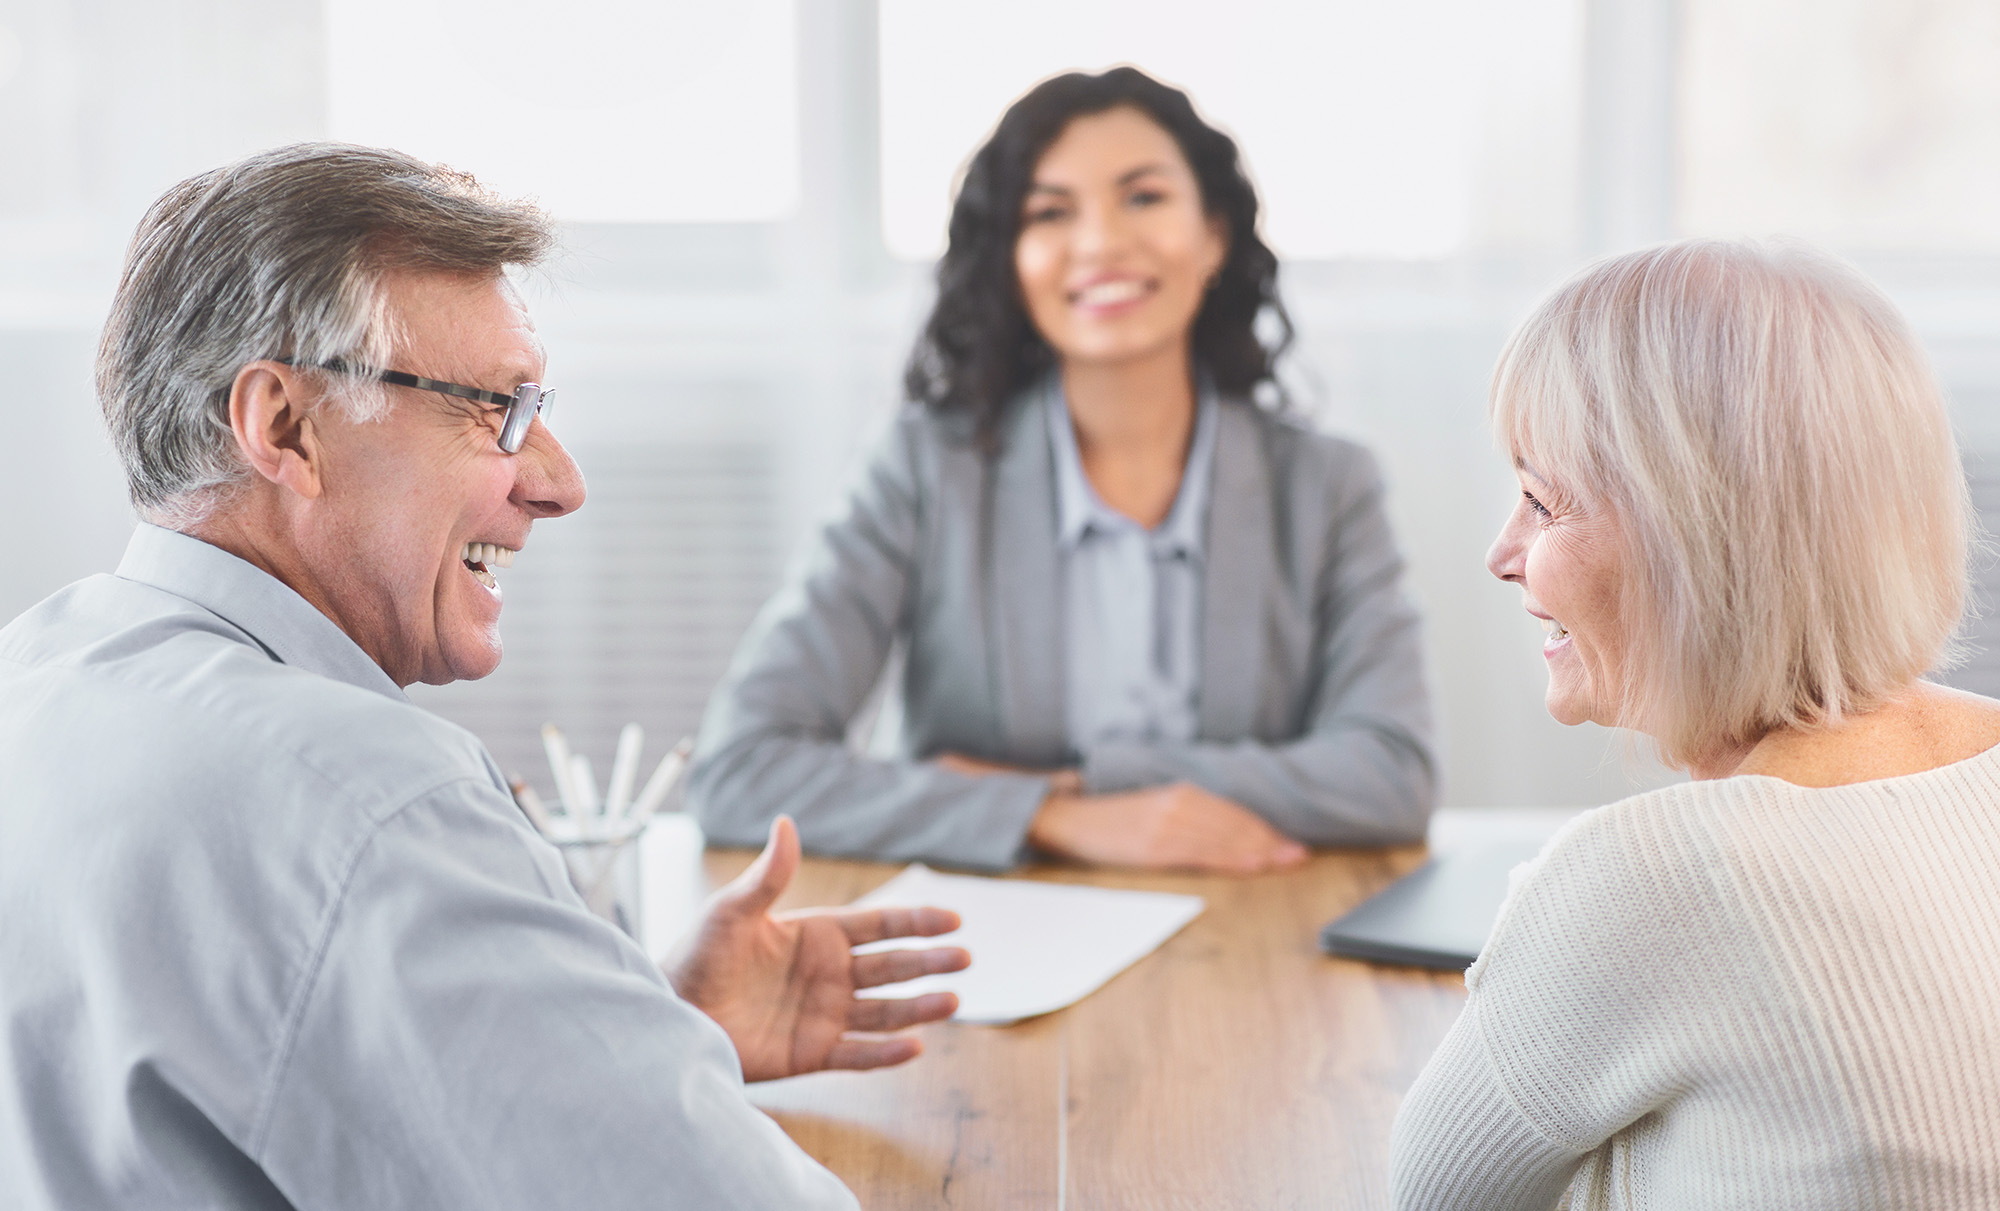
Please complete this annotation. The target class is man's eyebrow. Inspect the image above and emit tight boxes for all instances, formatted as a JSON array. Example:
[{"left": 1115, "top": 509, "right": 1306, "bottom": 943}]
[{"left": 481, "top": 342, "right": 546, "bottom": 389}]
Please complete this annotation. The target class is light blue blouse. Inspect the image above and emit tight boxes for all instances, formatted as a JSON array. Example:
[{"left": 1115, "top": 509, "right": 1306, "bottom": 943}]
[{"left": 1046, "top": 382, "right": 1219, "bottom": 752}]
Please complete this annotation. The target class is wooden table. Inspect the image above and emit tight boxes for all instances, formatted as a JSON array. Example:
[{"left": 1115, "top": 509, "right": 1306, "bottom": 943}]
[{"left": 696, "top": 846, "right": 1469, "bottom": 1209}]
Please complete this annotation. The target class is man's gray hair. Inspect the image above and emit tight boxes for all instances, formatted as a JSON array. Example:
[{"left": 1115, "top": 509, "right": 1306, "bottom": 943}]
[{"left": 96, "top": 142, "right": 554, "bottom": 526}]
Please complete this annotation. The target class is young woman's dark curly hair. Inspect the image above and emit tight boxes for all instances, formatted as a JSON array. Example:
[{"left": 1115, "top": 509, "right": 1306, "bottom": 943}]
[{"left": 903, "top": 66, "right": 1294, "bottom": 448}]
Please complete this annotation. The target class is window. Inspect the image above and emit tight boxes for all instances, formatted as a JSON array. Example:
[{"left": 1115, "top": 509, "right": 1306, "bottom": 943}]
[
  {"left": 325, "top": 0, "right": 798, "bottom": 223},
  {"left": 877, "top": 0, "right": 1582, "bottom": 261},
  {"left": 1679, "top": 0, "right": 2000, "bottom": 252}
]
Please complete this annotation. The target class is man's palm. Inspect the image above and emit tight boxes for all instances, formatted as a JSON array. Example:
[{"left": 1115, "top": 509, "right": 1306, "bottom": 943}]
[{"left": 665, "top": 818, "right": 968, "bottom": 1082}]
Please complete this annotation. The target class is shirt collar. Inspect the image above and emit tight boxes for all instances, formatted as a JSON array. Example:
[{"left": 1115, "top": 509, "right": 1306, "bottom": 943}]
[
  {"left": 114, "top": 523, "right": 408, "bottom": 702},
  {"left": 1046, "top": 376, "right": 1219, "bottom": 559}
]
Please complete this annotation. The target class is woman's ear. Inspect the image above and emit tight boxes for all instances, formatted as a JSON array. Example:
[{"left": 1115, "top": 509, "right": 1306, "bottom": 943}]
[{"left": 227, "top": 361, "right": 326, "bottom": 500}]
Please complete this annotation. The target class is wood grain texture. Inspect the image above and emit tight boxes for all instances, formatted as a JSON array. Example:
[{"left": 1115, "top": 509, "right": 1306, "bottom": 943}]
[{"left": 701, "top": 847, "right": 1469, "bottom": 1209}]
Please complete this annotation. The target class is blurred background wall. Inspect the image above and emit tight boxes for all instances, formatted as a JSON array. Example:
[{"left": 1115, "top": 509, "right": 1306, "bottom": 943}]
[{"left": 4, "top": 0, "right": 1998, "bottom": 809}]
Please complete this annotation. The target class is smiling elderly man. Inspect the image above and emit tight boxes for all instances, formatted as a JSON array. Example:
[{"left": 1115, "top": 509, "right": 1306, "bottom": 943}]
[{"left": 0, "top": 144, "right": 967, "bottom": 1210}]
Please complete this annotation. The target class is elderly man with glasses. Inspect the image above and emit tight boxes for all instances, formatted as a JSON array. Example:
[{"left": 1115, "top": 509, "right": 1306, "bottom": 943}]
[{"left": 0, "top": 144, "right": 966, "bottom": 1210}]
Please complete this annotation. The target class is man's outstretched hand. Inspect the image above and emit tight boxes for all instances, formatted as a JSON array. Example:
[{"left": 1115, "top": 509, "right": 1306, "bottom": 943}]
[{"left": 663, "top": 817, "right": 969, "bottom": 1082}]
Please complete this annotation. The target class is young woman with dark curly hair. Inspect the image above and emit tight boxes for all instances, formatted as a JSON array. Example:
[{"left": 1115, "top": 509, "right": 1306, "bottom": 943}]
[{"left": 687, "top": 67, "right": 1436, "bottom": 874}]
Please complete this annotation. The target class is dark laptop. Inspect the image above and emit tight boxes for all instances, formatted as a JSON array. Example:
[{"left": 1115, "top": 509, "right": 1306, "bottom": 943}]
[{"left": 1318, "top": 838, "right": 1546, "bottom": 970}]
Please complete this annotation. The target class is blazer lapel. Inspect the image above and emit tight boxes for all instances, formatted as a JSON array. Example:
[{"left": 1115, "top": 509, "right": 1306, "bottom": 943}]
[
  {"left": 1199, "top": 401, "right": 1272, "bottom": 739},
  {"left": 984, "top": 384, "right": 1071, "bottom": 762}
]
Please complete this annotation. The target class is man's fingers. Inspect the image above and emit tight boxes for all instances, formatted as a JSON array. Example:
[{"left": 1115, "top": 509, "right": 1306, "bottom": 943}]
[
  {"left": 847, "top": 990, "right": 959, "bottom": 1032},
  {"left": 822, "top": 1035, "right": 926, "bottom": 1072},
  {"left": 720, "top": 815, "right": 800, "bottom": 915},
  {"left": 852, "top": 945, "right": 970, "bottom": 990},
  {"left": 835, "top": 904, "right": 961, "bottom": 947}
]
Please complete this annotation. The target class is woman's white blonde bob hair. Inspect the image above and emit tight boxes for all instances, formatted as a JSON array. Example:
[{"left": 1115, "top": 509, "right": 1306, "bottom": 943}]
[{"left": 1492, "top": 238, "right": 1969, "bottom": 768}]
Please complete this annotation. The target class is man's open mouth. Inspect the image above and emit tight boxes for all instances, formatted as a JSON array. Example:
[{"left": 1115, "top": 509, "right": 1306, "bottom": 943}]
[{"left": 460, "top": 541, "right": 516, "bottom": 590}]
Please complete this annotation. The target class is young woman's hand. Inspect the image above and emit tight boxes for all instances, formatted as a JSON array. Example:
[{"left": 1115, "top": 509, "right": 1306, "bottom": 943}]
[
  {"left": 934, "top": 751, "right": 1083, "bottom": 795},
  {"left": 1026, "top": 783, "right": 1308, "bottom": 875}
]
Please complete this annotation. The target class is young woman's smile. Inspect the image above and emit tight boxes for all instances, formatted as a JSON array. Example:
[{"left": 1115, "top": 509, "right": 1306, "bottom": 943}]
[{"left": 1012, "top": 105, "right": 1228, "bottom": 371}]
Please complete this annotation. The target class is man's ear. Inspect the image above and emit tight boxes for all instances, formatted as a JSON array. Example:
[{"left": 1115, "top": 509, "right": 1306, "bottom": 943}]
[{"left": 228, "top": 362, "right": 325, "bottom": 500}]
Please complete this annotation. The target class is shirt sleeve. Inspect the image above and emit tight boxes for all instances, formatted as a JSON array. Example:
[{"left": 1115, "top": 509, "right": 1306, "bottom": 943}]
[
  {"left": 685, "top": 414, "right": 1048, "bottom": 871},
  {"left": 1077, "top": 441, "right": 1436, "bottom": 846},
  {"left": 252, "top": 778, "right": 858, "bottom": 1211},
  {"left": 1465, "top": 799, "right": 1746, "bottom": 1149},
  {"left": 1392, "top": 797, "right": 1749, "bottom": 1209},
  {"left": 1390, "top": 1000, "right": 1588, "bottom": 1210}
]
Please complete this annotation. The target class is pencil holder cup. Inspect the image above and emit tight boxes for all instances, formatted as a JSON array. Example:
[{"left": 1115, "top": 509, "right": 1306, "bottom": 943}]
[
  {"left": 550, "top": 819, "right": 649, "bottom": 942},
  {"left": 519, "top": 725, "right": 695, "bottom": 950}
]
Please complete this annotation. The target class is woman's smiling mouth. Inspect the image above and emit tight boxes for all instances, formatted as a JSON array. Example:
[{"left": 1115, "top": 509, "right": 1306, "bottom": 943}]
[
  {"left": 1068, "top": 276, "right": 1154, "bottom": 313},
  {"left": 1541, "top": 614, "right": 1571, "bottom": 654}
]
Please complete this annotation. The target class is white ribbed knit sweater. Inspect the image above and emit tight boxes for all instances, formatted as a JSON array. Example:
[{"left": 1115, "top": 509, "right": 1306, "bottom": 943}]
[{"left": 1389, "top": 744, "right": 2000, "bottom": 1209}]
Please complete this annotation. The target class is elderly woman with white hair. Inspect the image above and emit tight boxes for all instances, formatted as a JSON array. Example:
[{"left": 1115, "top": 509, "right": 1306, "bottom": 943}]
[{"left": 1389, "top": 239, "right": 2000, "bottom": 1208}]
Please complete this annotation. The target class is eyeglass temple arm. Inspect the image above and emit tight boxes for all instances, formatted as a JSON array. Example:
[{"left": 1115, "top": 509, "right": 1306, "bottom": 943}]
[
  {"left": 374, "top": 369, "right": 517, "bottom": 410},
  {"left": 274, "top": 357, "right": 519, "bottom": 410}
]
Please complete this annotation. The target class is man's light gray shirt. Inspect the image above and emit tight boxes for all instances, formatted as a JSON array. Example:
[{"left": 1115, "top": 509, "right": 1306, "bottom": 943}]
[
  {"left": 1048, "top": 383, "right": 1216, "bottom": 750},
  {"left": 0, "top": 525, "right": 854, "bottom": 1211}
]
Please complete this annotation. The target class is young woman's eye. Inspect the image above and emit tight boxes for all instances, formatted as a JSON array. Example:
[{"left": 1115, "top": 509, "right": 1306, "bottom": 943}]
[
  {"left": 1023, "top": 204, "right": 1069, "bottom": 225},
  {"left": 1127, "top": 189, "right": 1166, "bottom": 208}
]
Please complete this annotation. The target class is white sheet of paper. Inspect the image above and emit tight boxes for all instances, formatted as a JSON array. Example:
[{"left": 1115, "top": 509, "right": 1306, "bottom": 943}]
[{"left": 852, "top": 864, "right": 1205, "bottom": 1025}]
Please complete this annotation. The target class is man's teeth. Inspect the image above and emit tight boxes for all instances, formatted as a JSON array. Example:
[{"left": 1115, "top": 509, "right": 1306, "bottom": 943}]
[
  {"left": 459, "top": 542, "right": 515, "bottom": 588},
  {"left": 1542, "top": 617, "right": 1569, "bottom": 641},
  {"left": 458, "top": 541, "right": 517, "bottom": 569},
  {"left": 1074, "top": 279, "right": 1146, "bottom": 306}
]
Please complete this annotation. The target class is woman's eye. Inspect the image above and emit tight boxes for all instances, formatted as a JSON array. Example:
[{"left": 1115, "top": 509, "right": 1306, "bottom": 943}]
[
  {"left": 1523, "top": 491, "right": 1552, "bottom": 520},
  {"left": 1023, "top": 205, "right": 1069, "bottom": 225},
  {"left": 1127, "top": 189, "right": 1166, "bottom": 208}
]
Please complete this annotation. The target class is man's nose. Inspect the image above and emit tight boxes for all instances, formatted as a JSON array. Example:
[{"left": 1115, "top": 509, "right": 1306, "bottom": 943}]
[{"left": 513, "top": 419, "right": 586, "bottom": 518}]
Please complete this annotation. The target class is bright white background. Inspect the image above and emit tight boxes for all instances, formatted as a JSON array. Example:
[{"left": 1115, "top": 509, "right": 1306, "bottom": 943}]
[
  {"left": 4, "top": 0, "right": 1999, "bottom": 808},
  {"left": 876, "top": 0, "right": 1579, "bottom": 260},
  {"left": 326, "top": 0, "right": 799, "bottom": 223}
]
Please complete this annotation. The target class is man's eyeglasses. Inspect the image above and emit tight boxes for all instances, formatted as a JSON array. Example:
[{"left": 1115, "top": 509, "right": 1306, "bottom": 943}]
[{"left": 278, "top": 358, "right": 553, "bottom": 454}]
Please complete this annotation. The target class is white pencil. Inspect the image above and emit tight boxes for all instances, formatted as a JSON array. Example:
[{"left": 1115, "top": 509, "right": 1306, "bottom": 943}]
[
  {"left": 540, "top": 723, "right": 579, "bottom": 816},
  {"left": 624, "top": 738, "right": 695, "bottom": 828},
  {"left": 569, "top": 753, "right": 601, "bottom": 829},
  {"left": 604, "top": 722, "right": 645, "bottom": 817}
]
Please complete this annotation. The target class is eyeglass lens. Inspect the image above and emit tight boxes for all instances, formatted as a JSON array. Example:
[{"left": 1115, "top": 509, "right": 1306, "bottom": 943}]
[{"left": 498, "top": 385, "right": 551, "bottom": 454}]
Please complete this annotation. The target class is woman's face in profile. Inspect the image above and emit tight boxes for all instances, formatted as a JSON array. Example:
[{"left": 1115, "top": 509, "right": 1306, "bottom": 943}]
[
  {"left": 1486, "top": 460, "right": 1629, "bottom": 730},
  {"left": 1013, "top": 105, "right": 1228, "bottom": 373}
]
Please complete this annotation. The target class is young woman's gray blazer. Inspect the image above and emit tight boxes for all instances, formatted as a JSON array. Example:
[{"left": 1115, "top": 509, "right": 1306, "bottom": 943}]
[{"left": 687, "top": 391, "right": 1436, "bottom": 871}]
